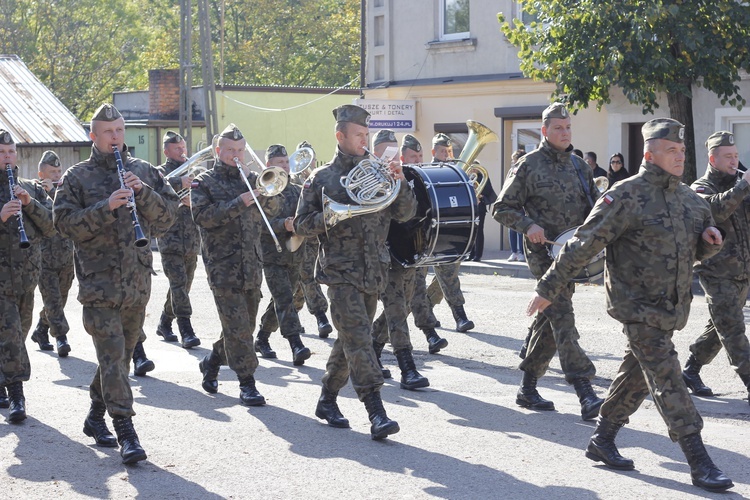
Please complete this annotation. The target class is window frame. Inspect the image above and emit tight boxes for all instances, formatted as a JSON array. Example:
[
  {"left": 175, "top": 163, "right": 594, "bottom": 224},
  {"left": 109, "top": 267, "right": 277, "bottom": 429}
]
[{"left": 439, "top": 0, "right": 470, "bottom": 41}]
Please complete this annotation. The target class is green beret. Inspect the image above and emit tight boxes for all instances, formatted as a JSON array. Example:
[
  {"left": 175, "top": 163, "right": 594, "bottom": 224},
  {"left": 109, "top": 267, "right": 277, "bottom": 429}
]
[
  {"left": 0, "top": 129, "right": 14, "bottom": 145},
  {"left": 542, "top": 102, "right": 569, "bottom": 122},
  {"left": 642, "top": 118, "right": 685, "bottom": 143},
  {"left": 265, "top": 144, "right": 287, "bottom": 161},
  {"left": 91, "top": 103, "right": 122, "bottom": 122},
  {"left": 39, "top": 150, "right": 61, "bottom": 168},
  {"left": 163, "top": 130, "right": 184, "bottom": 145},
  {"left": 332, "top": 104, "right": 370, "bottom": 127},
  {"left": 432, "top": 133, "right": 451, "bottom": 147},
  {"left": 402, "top": 134, "right": 422, "bottom": 153},
  {"left": 373, "top": 129, "right": 397, "bottom": 147},
  {"left": 219, "top": 123, "right": 244, "bottom": 141},
  {"left": 705, "top": 131, "right": 735, "bottom": 151},
  {"left": 296, "top": 140, "right": 313, "bottom": 151}
]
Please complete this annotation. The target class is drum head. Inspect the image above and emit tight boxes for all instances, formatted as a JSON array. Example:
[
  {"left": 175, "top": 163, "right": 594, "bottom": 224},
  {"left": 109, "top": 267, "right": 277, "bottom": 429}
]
[{"left": 550, "top": 226, "right": 604, "bottom": 282}]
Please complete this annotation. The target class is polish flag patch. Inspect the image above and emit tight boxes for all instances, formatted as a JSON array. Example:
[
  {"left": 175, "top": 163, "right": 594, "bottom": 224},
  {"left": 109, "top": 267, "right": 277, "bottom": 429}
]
[
  {"left": 603, "top": 194, "right": 614, "bottom": 205},
  {"left": 695, "top": 186, "right": 706, "bottom": 193}
]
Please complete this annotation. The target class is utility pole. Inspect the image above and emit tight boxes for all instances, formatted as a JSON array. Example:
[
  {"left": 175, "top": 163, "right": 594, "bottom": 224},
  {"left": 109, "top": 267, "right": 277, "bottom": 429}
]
[
  {"left": 197, "top": 0, "right": 218, "bottom": 141},
  {"left": 179, "top": 0, "right": 193, "bottom": 152}
]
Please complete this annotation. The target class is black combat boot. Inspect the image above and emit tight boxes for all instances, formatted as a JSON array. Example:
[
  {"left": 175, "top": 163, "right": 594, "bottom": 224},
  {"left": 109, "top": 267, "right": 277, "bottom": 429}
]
[
  {"left": 254, "top": 330, "right": 277, "bottom": 359},
  {"left": 573, "top": 377, "right": 605, "bottom": 421},
  {"left": 315, "top": 386, "right": 350, "bottom": 428},
  {"left": 315, "top": 312, "right": 333, "bottom": 338},
  {"left": 112, "top": 416, "right": 147, "bottom": 464},
  {"left": 516, "top": 371, "right": 555, "bottom": 411},
  {"left": 238, "top": 377, "right": 266, "bottom": 406},
  {"left": 83, "top": 401, "right": 117, "bottom": 447},
  {"left": 373, "top": 340, "right": 391, "bottom": 379},
  {"left": 30, "top": 321, "right": 54, "bottom": 351},
  {"left": 155, "top": 313, "right": 178, "bottom": 342},
  {"left": 362, "top": 391, "right": 400, "bottom": 440},
  {"left": 519, "top": 324, "right": 533, "bottom": 359},
  {"left": 585, "top": 416, "right": 635, "bottom": 470},
  {"left": 682, "top": 354, "right": 713, "bottom": 396},
  {"left": 395, "top": 349, "right": 430, "bottom": 390},
  {"left": 423, "top": 328, "right": 448, "bottom": 354},
  {"left": 7, "top": 381, "right": 26, "bottom": 423},
  {"left": 199, "top": 351, "right": 221, "bottom": 393},
  {"left": 678, "top": 432, "right": 734, "bottom": 492},
  {"left": 132, "top": 341, "right": 155, "bottom": 376},
  {"left": 288, "top": 335, "right": 311, "bottom": 366},
  {"left": 450, "top": 304, "right": 475, "bottom": 333},
  {"left": 56, "top": 334, "right": 71, "bottom": 358},
  {"left": 740, "top": 373, "right": 750, "bottom": 406},
  {"left": 176, "top": 317, "right": 201, "bottom": 349},
  {"left": 0, "top": 385, "right": 8, "bottom": 409}
]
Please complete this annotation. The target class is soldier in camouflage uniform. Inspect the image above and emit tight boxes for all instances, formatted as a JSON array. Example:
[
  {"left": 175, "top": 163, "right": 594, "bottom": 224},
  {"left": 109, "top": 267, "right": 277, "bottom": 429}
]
[
  {"left": 682, "top": 131, "right": 750, "bottom": 403},
  {"left": 193, "top": 124, "right": 281, "bottom": 408},
  {"left": 426, "top": 133, "right": 475, "bottom": 332},
  {"left": 155, "top": 131, "right": 201, "bottom": 349},
  {"left": 528, "top": 118, "right": 733, "bottom": 493},
  {"left": 54, "top": 104, "right": 177, "bottom": 464},
  {"left": 255, "top": 144, "right": 311, "bottom": 365},
  {"left": 493, "top": 103, "right": 603, "bottom": 421},
  {"left": 0, "top": 130, "right": 55, "bottom": 422},
  {"left": 295, "top": 104, "right": 417, "bottom": 439},
  {"left": 30, "top": 150, "right": 75, "bottom": 358}
]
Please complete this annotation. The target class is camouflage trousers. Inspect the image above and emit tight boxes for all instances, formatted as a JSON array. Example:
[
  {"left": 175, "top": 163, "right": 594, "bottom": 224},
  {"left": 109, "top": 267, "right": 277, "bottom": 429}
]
[
  {"left": 600, "top": 323, "right": 703, "bottom": 441},
  {"left": 294, "top": 238, "right": 327, "bottom": 315},
  {"left": 323, "top": 284, "right": 384, "bottom": 400},
  {"left": 38, "top": 262, "right": 74, "bottom": 337},
  {"left": 0, "top": 291, "right": 34, "bottom": 386},
  {"left": 373, "top": 266, "right": 414, "bottom": 351},
  {"left": 161, "top": 252, "right": 197, "bottom": 319},
  {"left": 427, "top": 262, "right": 465, "bottom": 307},
  {"left": 519, "top": 281, "right": 596, "bottom": 382},
  {"left": 411, "top": 267, "right": 439, "bottom": 329},
  {"left": 210, "top": 287, "right": 260, "bottom": 381},
  {"left": 690, "top": 275, "right": 750, "bottom": 377},
  {"left": 259, "top": 262, "right": 304, "bottom": 337},
  {"left": 83, "top": 305, "right": 145, "bottom": 418}
]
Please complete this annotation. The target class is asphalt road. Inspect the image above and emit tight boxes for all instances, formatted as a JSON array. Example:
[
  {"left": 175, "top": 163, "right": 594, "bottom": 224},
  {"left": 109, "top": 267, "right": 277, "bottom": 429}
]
[{"left": 2, "top": 254, "right": 749, "bottom": 499}]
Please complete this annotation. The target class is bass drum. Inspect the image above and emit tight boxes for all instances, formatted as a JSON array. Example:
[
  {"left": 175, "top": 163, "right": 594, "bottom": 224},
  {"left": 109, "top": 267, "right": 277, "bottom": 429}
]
[
  {"left": 550, "top": 227, "right": 605, "bottom": 283},
  {"left": 387, "top": 163, "right": 478, "bottom": 267}
]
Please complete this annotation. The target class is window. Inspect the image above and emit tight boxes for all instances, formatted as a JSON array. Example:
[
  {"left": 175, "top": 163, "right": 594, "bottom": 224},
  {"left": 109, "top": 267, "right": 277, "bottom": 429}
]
[
  {"left": 374, "top": 15, "right": 385, "bottom": 47},
  {"left": 516, "top": 1, "right": 540, "bottom": 26},
  {"left": 440, "top": 0, "right": 469, "bottom": 41},
  {"left": 731, "top": 121, "right": 750, "bottom": 167}
]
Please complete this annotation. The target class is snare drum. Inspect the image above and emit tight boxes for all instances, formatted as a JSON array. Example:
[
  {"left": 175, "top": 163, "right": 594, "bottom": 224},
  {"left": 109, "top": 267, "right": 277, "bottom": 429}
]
[
  {"left": 387, "top": 163, "right": 478, "bottom": 267},
  {"left": 550, "top": 227, "right": 605, "bottom": 283}
]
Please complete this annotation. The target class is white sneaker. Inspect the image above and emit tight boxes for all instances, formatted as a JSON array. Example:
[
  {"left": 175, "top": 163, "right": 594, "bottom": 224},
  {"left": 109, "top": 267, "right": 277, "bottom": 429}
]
[
  {"left": 517, "top": 253, "right": 526, "bottom": 262},
  {"left": 507, "top": 252, "right": 518, "bottom": 262}
]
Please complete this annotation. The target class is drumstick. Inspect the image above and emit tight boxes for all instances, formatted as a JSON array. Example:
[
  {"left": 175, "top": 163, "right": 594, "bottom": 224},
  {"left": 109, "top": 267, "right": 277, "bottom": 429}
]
[{"left": 543, "top": 239, "right": 564, "bottom": 247}]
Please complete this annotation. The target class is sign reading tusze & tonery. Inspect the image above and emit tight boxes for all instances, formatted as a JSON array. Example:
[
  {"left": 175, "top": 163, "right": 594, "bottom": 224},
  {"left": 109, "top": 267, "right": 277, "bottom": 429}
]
[{"left": 355, "top": 99, "right": 416, "bottom": 131}]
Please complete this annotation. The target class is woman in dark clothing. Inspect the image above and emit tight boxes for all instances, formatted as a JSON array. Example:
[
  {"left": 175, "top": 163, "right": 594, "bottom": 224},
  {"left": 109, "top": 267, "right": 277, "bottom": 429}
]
[{"left": 606, "top": 153, "right": 630, "bottom": 186}]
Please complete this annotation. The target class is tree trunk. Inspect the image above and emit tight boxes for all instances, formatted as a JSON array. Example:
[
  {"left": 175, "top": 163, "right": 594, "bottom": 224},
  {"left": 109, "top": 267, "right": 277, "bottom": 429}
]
[{"left": 667, "top": 90, "right": 697, "bottom": 184}]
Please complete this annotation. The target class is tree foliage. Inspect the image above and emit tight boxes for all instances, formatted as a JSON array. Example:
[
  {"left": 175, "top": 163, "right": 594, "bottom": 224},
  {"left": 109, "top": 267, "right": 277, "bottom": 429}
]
[{"left": 498, "top": 0, "right": 750, "bottom": 183}]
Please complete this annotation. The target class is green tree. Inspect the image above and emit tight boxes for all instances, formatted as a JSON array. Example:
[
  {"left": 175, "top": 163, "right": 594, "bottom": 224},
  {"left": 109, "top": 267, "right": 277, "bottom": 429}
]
[{"left": 499, "top": 0, "right": 750, "bottom": 183}]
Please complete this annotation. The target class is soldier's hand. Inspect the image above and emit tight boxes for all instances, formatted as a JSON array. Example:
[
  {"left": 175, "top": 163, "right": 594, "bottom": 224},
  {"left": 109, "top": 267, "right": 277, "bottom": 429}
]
[
  {"left": 40, "top": 178, "right": 54, "bottom": 192},
  {"left": 1, "top": 199, "right": 22, "bottom": 222},
  {"left": 702, "top": 226, "right": 722, "bottom": 245},
  {"left": 121, "top": 171, "right": 143, "bottom": 194},
  {"left": 387, "top": 159, "right": 405, "bottom": 181},
  {"left": 109, "top": 188, "right": 133, "bottom": 211},
  {"left": 240, "top": 191, "right": 258, "bottom": 207},
  {"left": 180, "top": 195, "right": 191, "bottom": 208},
  {"left": 13, "top": 184, "right": 31, "bottom": 205},
  {"left": 181, "top": 175, "right": 192, "bottom": 190},
  {"left": 284, "top": 216, "right": 294, "bottom": 232},
  {"left": 741, "top": 168, "right": 750, "bottom": 184},
  {"left": 526, "top": 224, "right": 546, "bottom": 245},
  {"left": 527, "top": 294, "right": 551, "bottom": 316}
]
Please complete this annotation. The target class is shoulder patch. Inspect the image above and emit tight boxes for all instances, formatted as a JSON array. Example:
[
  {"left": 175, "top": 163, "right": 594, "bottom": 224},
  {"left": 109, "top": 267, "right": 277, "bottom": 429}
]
[
  {"left": 303, "top": 178, "right": 312, "bottom": 189},
  {"left": 603, "top": 194, "right": 614, "bottom": 205},
  {"left": 695, "top": 186, "right": 706, "bottom": 193},
  {"left": 191, "top": 180, "right": 200, "bottom": 189}
]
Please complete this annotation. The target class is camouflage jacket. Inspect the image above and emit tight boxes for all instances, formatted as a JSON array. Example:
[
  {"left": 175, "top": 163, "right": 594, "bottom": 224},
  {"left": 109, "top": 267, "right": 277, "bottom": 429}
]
[
  {"left": 536, "top": 161, "right": 721, "bottom": 331},
  {"left": 53, "top": 145, "right": 178, "bottom": 308},
  {"left": 294, "top": 147, "right": 417, "bottom": 294},
  {"left": 40, "top": 185, "right": 74, "bottom": 270},
  {"left": 191, "top": 160, "right": 281, "bottom": 291},
  {"left": 156, "top": 157, "right": 201, "bottom": 256},
  {"left": 0, "top": 167, "right": 55, "bottom": 297},
  {"left": 260, "top": 180, "right": 303, "bottom": 267},
  {"left": 691, "top": 166, "right": 750, "bottom": 281},
  {"left": 492, "top": 139, "right": 598, "bottom": 278}
]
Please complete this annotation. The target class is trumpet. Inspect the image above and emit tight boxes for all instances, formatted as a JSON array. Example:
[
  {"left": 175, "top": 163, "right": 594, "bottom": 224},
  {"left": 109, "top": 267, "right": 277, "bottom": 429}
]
[
  {"left": 5, "top": 164, "right": 29, "bottom": 248},
  {"left": 112, "top": 146, "right": 149, "bottom": 248},
  {"left": 289, "top": 146, "right": 316, "bottom": 183}
]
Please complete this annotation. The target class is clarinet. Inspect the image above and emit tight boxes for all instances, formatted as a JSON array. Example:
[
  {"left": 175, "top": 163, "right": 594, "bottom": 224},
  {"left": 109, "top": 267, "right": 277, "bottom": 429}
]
[
  {"left": 5, "top": 164, "right": 30, "bottom": 249},
  {"left": 112, "top": 146, "right": 149, "bottom": 248}
]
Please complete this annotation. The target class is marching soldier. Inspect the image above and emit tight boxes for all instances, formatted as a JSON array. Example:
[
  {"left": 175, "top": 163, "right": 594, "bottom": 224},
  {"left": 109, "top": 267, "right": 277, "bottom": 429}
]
[
  {"left": 54, "top": 103, "right": 177, "bottom": 463},
  {"left": 255, "top": 144, "right": 311, "bottom": 365},
  {"left": 30, "top": 150, "right": 75, "bottom": 358},
  {"left": 295, "top": 104, "right": 417, "bottom": 439},
  {"left": 493, "top": 103, "right": 603, "bottom": 421},
  {"left": 528, "top": 118, "right": 733, "bottom": 493},
  {"left": 0, "top": 130, "right": 55, "bottom": 422},
  {"left": 155, "top": 131, "right": 201, "bottom": 349},
  {"left": 682, "top": 131, "right": 750, "bottom": 403},
  {"left": 193, "top": 124, "right": 281, "bottom": 407}
]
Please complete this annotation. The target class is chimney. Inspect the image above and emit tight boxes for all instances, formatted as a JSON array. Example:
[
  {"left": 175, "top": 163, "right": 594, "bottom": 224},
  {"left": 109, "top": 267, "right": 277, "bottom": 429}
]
[{"left": 149, "top": 69, "right": 180, "bottom": 120}]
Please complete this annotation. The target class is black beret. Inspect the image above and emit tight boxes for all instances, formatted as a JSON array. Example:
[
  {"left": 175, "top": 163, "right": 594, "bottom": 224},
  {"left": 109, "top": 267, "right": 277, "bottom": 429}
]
[
  {"left": 432, "top": 133, "right": 451, "bottom": 148},
  {"left": 265, "top": 144, "right": 288, "bottom": 161},
  {"left": 219, "top": 123, "right": 244, "bottom": 141},
  {"left": 163, "top": 130, "right": 184, "bottom": 145},
  {"left": 91, "top": 103, "right": 122, "bottom": 122},
  {"left": 402, "top": 134, "right": 422, "bottom": 153},
  {"left": 0, "top": 129, "right": 14, "bottom": 145},
  {"left": 39, "top": 150, "right": 61, "bottom": 168}
]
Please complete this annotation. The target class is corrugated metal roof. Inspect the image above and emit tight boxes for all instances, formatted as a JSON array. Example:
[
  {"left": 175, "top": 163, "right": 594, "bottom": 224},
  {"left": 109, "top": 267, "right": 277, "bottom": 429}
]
[{"left": 0, "top": 54, "right": 90, "bottom": 144}]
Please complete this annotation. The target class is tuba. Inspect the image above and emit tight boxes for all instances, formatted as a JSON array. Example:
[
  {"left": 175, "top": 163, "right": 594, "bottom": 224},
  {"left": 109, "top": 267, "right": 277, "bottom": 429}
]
[
  {"left": 322, "top": 147, "right": 401, "bottom": 228},
  {"left": 166, "top": 147, "right": 213, "bottom": 199},
  {"left": 453, "top": 120, "right": 498, "bottom": 197}
]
